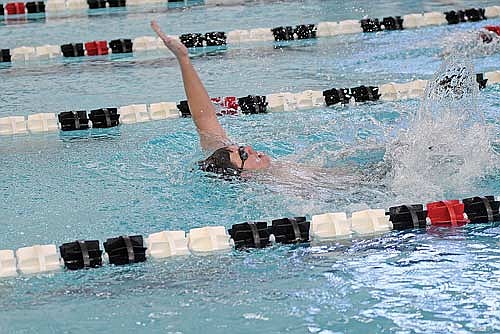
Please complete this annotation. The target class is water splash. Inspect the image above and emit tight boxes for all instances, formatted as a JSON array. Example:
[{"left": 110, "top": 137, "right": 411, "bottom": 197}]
[
  {"left": 442, "top": 29, "right": 500, "bottom": 58},
  {"left": 386, "top": 56, "right": 495, "bottom": 200}
]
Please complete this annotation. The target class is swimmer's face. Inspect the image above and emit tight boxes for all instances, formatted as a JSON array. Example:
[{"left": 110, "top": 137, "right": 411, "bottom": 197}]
[{"left": 227, "top": 145, "right": 271, "bottom": 170}]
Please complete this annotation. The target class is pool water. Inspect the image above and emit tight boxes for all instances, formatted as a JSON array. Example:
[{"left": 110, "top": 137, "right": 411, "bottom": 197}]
[{"left": 1, "top": 0, "right": 500, "bottom": 333}]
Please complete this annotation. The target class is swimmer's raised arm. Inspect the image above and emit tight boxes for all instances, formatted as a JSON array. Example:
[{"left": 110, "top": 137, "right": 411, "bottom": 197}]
[
  {"left": 151, "top": 20, "right": 228, "bottom": 150},
  {"left": 151, "top": 20, "right": 271, "bottom": 174}
]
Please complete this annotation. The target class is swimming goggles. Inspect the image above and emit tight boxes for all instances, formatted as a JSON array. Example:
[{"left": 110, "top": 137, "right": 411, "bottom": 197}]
[{"left": 238, "top": 146, "right": 248, "bottom": 170}]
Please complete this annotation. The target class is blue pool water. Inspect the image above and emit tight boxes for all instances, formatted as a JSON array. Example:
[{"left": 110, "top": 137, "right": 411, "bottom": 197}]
[{"left": 1, "top": 0, "right": 500, "bottom": 333}]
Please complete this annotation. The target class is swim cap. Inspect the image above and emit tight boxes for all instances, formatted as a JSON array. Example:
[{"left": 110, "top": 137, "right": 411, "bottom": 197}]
[{"left": 198, "top": 146, "right": 241, "bottom": 177}]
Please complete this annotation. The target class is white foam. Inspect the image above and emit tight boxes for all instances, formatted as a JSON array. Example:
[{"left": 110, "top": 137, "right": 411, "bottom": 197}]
[{"left": 386, "top": 57, "right": 494, "bottom": 199}]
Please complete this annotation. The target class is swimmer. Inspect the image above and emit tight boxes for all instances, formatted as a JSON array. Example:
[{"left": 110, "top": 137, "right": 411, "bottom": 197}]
[
  {"left": 150, "top": 20, "right": 383, "bottom": 201},
  {"left": 441, "top": 26, "right": 500, "bottom": 58},
  {"left": 481, "top": 26, "right": 500, "bottom": 44},
  {"left": 151, "top": 20, "right": 271, "bottom": 177}
]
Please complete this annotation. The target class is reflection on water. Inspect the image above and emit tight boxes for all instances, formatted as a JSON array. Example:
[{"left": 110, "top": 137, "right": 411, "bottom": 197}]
[{"left": 59, "top": 127, "right": 122, "bottom": 142}]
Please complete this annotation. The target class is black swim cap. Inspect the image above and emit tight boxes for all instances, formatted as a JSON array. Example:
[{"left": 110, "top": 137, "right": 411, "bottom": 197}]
[{"left": 198, "top": 147, "right": 241, "bottom": 176}]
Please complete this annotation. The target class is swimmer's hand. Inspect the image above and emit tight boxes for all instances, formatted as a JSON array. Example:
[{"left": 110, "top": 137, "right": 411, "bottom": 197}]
[{"left": 151, "top": 20, "right": 189, "bottom": 59}]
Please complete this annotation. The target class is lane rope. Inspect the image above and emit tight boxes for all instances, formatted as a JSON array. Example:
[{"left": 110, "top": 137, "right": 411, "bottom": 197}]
[
  {"left": 0, "top": 70, "right": 497, "bottom": 136},
  {"left": 0, "top": 195, "right": 498, "bottom": 277},
  {"left": 0, "top": 0, "right": 240, "bottom": 19},
  {"left": 0, "top": 7, "right": 499, "bottom": 66}
]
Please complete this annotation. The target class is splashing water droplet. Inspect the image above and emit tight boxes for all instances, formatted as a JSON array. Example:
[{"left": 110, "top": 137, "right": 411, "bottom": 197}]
[
  {"left": 385, "top": 56, "right": 495, "bottom": 200},
  {"left": 442, "top": 29, "right": 500, "bottom": 59}
]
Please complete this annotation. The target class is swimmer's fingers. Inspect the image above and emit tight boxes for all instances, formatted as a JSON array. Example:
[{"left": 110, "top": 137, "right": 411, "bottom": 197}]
[
  {"left": 150, "top": 20, "right": 161, "bottom": 33},
  {"left": 151, "top": 20, "right": 169, "bottom": 42},
  {"left": 150, "top": 20, "right": 188, "bottom": 58}
]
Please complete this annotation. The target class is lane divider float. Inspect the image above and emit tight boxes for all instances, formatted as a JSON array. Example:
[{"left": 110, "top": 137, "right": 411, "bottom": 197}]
[
  {"left": 0, "top": 0, "right": 206, "bottom": 17},
  {"left": 0, "top": 70, "right": 497, "bottom": 136},
  {"left": 1, "top": 8, "right": 499, "bottom": 66},
  {"left": 0, "top": 195, "right": 498, "bottom": 277}
]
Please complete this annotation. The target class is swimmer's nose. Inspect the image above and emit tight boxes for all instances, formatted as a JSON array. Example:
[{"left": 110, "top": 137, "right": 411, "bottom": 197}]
[{"left": 245, "top": 146, "right": 256, "bottom": 155}]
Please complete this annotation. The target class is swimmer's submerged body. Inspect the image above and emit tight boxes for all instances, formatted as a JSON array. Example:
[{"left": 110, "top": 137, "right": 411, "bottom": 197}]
[{"left": 151, "top": 21, "right": 271, "bottom": 177}]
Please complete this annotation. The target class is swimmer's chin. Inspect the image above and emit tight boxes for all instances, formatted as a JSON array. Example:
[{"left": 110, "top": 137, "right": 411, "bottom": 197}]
[
  {"left": 259, "top": 154, "right": 272, "bottom": 169},
  {"left": 245, "top": 155, "right": 272, "bottom": 172},
  {"left": 261, "top": 155, "right": 273, "bottom": 169}
]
